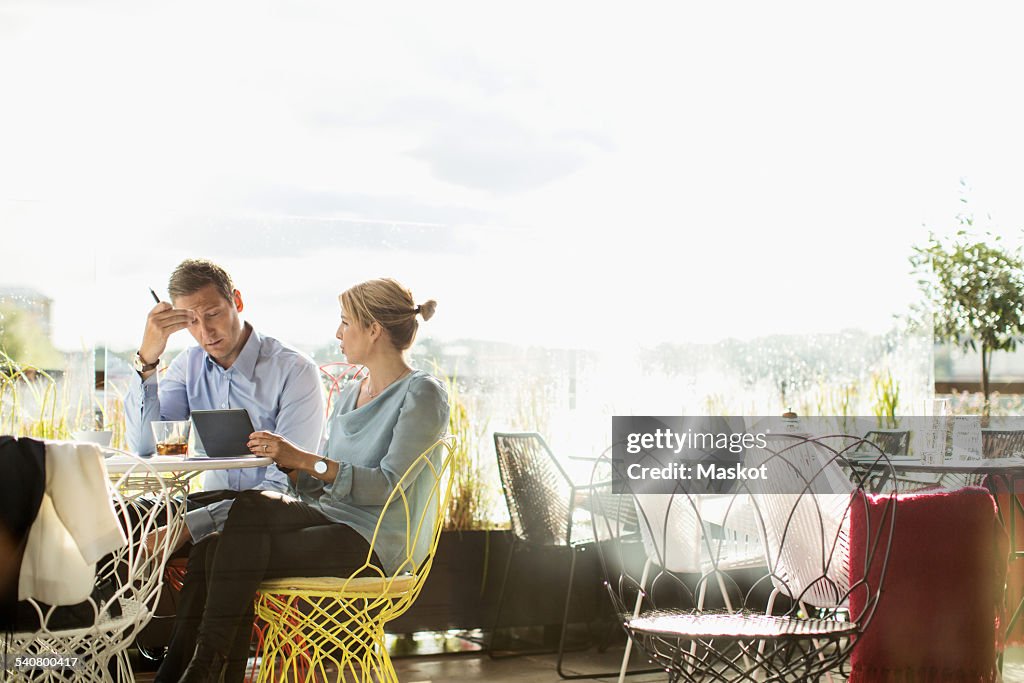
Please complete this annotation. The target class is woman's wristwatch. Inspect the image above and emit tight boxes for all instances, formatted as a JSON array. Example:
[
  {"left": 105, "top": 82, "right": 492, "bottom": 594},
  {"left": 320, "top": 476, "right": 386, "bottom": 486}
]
[{"left": 313, "top": 456, "right": 329, "bottom": 475}]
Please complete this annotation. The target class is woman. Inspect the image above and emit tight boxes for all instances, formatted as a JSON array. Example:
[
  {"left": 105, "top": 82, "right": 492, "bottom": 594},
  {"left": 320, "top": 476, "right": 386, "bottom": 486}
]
[{"left": 163, "top": 278, "right": 449, "bottom": 683}]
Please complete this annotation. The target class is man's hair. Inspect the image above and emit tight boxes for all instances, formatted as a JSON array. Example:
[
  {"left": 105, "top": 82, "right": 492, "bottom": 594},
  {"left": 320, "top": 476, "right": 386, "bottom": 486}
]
[{"left": 167, "top": 259, "right": 235, "bottom": 302}]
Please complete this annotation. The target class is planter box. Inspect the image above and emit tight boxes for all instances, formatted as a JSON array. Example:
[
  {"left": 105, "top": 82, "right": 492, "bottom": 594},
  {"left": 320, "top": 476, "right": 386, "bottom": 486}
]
[{"left": 388, "top": 529, "right": 609, "bottom": 634}]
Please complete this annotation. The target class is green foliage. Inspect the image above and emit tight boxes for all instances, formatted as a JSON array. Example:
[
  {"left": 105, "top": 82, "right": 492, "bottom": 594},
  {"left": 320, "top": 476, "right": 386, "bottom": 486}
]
[
  {"left": 870, "top": 369, "right": 900, "bottom": 428},
  {"left": 0, "top": 350, "right": 87, "bottom": 439},
  {"left": 911, "top": 217, "right": 1024, "bottom": 414},
  {"left": 438, "top": 367, "right": 494, "bottom": 531}
]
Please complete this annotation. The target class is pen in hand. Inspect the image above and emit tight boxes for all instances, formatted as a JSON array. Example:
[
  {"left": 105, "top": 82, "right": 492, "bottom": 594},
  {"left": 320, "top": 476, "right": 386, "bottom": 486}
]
[{"left": 149, "top": 287, "right": 162, "bottom": 304}]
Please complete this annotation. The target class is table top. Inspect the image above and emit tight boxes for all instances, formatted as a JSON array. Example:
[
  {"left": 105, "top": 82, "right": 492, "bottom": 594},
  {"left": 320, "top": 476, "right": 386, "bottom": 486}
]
[
  {"left": 848, "top": 455, "right": 1024, "bottom": 475},
  {"left": 104, "top": 454, "right": 273, "bottom": 473}
]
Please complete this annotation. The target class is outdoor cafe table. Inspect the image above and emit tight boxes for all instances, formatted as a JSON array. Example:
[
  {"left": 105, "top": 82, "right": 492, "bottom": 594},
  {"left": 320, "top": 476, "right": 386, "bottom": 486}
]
[
  {"left": 101, "top": 453, "right": 272, "bottom": 682},
  {"left": 104, "top": 453, "right": 274, "bottom": 493}
]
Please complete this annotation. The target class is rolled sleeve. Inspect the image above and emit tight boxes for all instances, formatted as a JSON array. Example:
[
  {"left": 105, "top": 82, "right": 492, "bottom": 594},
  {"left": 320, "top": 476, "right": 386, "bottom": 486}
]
[
  {"left": 185, "top": 498, "right": 235, "bottom": 542},
  {"left": 291, "top": 470, "right": 327, "bottom": 499}
]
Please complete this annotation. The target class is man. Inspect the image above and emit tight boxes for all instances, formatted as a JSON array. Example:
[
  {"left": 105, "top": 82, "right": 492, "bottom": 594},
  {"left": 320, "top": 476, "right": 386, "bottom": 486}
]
[
  {"left": 123, "top": 259, "right": 324, "bottom": 681},
  {"left": 125, "top": 258, "right": 324, "bottom": 545}
]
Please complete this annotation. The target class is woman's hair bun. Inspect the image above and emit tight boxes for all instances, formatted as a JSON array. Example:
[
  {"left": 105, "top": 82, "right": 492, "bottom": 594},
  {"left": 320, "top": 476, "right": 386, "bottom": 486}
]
[{"left": 418, "top": 300, "right": 437, "bottom": 321}]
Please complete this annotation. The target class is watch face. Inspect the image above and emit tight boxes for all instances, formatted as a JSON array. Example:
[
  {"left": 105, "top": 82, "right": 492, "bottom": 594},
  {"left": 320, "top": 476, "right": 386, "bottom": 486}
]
[{"left": 314, "top": 459, "right": 328, "bottom": 474}]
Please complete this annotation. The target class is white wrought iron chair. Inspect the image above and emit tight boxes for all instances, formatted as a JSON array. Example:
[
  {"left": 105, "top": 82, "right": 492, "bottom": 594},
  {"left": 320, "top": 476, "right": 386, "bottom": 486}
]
[
  {"left": 10, "top": 445, "right": 183, "bottom": 682},
  {"left": 593, "top": 434, "right": 898, "bottom": 683}
]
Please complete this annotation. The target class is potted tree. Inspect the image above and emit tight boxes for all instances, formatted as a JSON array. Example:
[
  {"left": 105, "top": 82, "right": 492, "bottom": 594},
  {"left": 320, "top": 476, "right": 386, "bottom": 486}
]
[{"left": 911, "top": 222, "right": 1024, "bottom": 417}]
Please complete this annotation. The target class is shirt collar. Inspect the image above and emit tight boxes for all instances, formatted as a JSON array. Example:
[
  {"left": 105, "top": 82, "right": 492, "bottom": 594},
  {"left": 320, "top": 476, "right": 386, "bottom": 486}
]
[{"left": 204, "top": 322, "right": 261, "bottom": 379}]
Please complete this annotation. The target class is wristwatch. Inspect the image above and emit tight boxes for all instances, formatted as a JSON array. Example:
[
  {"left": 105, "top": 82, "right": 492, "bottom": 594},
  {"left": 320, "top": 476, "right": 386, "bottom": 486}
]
[
  {"left": 132, "top": 351, "right": 159, "bottom": 373},
  {"left": 313, "top": 456, "right": 329, "bottom": 476}
]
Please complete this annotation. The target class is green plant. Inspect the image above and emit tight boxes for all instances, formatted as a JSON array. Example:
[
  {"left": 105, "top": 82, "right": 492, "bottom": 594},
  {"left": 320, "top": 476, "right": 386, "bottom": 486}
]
[
  {"left": 910, "top": 213, "right": 1024, "bottom": 416},
  {"left": 0, "top": 350, "right": 88, "bottom": 439},
  {"left": 870, "top": 369, "right": 900, "bottom": 428},
  {"left": 438, "top": 367, "right": 494, "bottom": 532}
]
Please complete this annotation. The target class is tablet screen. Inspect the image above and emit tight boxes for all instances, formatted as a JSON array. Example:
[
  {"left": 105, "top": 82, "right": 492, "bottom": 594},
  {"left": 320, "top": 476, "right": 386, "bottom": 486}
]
[{"left": 190, "top": 409, "right": 256, "bottom": 458}]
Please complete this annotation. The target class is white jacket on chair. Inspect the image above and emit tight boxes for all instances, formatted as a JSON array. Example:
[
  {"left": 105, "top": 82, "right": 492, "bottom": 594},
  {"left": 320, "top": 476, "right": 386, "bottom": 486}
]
[{"left": 18, "top": 441, "right": 127, "bottom": 605}]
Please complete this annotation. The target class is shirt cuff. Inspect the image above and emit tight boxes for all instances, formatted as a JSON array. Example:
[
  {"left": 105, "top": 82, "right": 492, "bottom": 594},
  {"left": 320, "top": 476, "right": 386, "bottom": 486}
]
[
  {"left": 292, "top": 471, "right": 325, "bottom": 497},
  {"left": 135, "top": 370, "right": 159, "bottom": 397},
  {"left": 185, "top": 497, "right": 237, "bottom": 544},
  {"left": 321, "top": 461, "right": 353, "bottom": 502}
]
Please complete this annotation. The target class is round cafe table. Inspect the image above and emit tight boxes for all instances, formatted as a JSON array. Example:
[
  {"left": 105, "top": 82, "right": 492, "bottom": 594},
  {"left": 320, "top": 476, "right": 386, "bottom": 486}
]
[
  {"left": 98, "top": 452, "right": 271, "bottom": 682},
  {"left": 8, "top": 449, "right": 275, "bottom": 683}
]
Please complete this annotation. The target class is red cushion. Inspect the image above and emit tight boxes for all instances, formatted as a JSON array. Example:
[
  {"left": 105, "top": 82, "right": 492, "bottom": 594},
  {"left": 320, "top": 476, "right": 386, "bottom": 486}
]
[
  {"left": 987, "top": 481, "right": 1024, "bottom": 646},
  {"left": 848, "top": 487, "right": 1006, "bottom": 683}
]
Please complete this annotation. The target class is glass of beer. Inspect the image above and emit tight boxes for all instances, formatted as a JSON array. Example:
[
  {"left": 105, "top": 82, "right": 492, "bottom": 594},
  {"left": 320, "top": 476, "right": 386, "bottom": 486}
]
[{"left": 152, "top": 420, "right": 190, "bottom": 456}]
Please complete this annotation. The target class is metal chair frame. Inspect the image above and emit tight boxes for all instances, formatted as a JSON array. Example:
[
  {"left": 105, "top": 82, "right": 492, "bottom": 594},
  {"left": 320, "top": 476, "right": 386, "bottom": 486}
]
[
  {"left": 592, "top": 434, "right": 898, "bottom": 683},
  {"left": 253, "top": 437, "right": 456, "bottom": 683},
  {"left": 981, "top": 429, "right": 1024, "bottom": 459},
  {"left": 490, "top": 432, "right": 654, "bottom": 679},
  {"left": 862, "top": 429, "right": 910, "bottom": 455},
  {"left": 9, "top": 450, "right": 183, "bottom": 683}
]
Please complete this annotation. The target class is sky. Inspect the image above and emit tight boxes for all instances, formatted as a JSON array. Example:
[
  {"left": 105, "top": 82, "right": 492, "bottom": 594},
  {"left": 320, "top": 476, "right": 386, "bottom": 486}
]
[{"left": 4, "top": 1, "right": 1024, "bottom": 353}]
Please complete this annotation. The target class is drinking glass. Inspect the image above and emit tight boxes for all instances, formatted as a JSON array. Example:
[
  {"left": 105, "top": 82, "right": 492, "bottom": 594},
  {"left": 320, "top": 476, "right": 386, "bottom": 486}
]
[{"left": 151, "top": 420, "right": 190, "bottom": 456}]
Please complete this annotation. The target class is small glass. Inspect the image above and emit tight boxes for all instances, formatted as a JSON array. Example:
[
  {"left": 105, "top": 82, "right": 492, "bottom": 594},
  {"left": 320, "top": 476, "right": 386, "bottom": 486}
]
[
  {"left": 151, "top": 420, "right": 191, "bottom": 456},
  {"left": 918, "top": 399, "right": 951, "bottom": 464}
]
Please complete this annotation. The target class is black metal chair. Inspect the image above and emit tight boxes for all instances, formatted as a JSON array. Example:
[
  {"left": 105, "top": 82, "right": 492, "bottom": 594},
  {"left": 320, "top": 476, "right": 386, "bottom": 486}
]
[
  {"left": 862, "top": 429, "right": 910, "bottom": 455},
  {"left": 981, "top": 429, "right": 1024, "bottom": 459},
  {"left": 491, "top": 432, "right": 650, "bottom": 679},
  {"left": 592, "top": 434, "right": 898, "bottom": 683}
]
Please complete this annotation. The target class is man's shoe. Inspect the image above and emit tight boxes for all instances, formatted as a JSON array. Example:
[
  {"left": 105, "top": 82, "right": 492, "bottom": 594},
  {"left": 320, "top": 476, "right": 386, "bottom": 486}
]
[{"left": 178, "top": 643, "right": 227, "bottom": 683}]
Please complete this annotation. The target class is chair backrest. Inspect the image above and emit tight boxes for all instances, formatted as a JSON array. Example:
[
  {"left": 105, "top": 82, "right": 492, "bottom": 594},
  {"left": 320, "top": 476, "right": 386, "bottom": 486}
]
[
  {"left": 745, "top": 434, "right": 857, "bottom": 608},
  {"left": 594, "top": 453, "right": 764, "bottom": 615},
  {"left": 494, "top": 432, "right": 576, "bottom": 546},
  {"left": 631, "top": 493, "right": 762, "bottom": 576},
  {"left": 595, "top": 434, "right": 896, "bottom": 631},
  {"left": 981, "top": 429, "right": 1024, "bottom": 459},
  {"left": 14, "top": 448, "right": 183, "bottom": 680},
  {"left": 863, "top": 429, "right": 910, "bottom": 455},
  {"left": 334, "top": 437, "right": 456, "bottom": 615},
  {"left": 318, "top": 362, "right": 367, "bottom": 415}
]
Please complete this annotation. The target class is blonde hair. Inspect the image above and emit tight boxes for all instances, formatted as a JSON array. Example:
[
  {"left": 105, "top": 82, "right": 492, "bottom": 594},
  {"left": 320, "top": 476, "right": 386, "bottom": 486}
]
[{"left": 340, "top": 278, "right": 436, "bottom": 351}]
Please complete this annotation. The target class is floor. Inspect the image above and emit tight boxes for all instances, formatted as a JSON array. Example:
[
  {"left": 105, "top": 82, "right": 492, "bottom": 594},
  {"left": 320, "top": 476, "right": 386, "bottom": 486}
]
[{"left": 130, "top": 633, "right": 1024, "bottom": 682}]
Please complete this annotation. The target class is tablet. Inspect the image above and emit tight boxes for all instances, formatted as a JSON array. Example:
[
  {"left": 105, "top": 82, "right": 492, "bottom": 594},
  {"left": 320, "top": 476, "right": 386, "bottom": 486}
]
[{"left": 190, "top": 409, "right": 257, "bottom": 458}]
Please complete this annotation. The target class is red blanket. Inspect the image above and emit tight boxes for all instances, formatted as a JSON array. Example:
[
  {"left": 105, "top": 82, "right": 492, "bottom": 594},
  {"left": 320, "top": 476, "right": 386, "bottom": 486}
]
[
  {"left": 849, "top": 487, "right": 1007, "bottom": 683},
  {"left": 987, "top": 482, "right": 1024, "bottom": 646}
]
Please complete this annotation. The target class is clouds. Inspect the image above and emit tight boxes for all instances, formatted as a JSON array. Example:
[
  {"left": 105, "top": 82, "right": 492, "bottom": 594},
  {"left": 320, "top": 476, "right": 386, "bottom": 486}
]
[{"left": 7, "top": 1, "right": 1024, "bottom": 351}]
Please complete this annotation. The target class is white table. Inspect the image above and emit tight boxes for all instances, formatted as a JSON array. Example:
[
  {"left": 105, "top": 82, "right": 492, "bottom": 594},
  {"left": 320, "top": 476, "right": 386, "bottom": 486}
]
[
  {"left": 105, "top": 454, "right": 273, "bottom": 500},
  {"left": 105, "top": 454, "right": 273, "bottom": 473},
  {"left": 97, "top": 453, "right": 270, "bottom": 681}
]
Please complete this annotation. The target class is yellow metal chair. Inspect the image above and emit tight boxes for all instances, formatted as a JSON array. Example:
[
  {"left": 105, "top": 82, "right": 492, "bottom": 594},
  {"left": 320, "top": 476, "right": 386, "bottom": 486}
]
[{"left": 253, "top": 437, "right": 456, "bottom": 682}]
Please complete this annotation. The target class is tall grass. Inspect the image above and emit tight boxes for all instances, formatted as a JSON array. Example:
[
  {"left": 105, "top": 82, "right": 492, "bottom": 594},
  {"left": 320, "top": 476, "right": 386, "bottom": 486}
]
[
  {"left": 0, "top": 350, "right": 93, "bottom": 439},
  {"left": 438, "top": 367, "right": 495, "bottom": 531}
]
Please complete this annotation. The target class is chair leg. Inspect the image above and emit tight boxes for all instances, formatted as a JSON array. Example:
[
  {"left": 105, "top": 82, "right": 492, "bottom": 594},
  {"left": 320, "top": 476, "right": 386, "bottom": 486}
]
[
  {"left": 557, "top": 548, "right": 661, "bottom": 680},
  {"left": 555, "top": 547, "right": 581, "bottom": 677},
  {"left": 618, "top": 558, "right": 651, "bottom": 683}
]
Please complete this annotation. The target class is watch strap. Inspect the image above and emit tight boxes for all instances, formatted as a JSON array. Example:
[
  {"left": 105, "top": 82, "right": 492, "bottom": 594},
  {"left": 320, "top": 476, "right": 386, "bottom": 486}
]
[{"left": 134, "top": 351, "right": 160, "bottom": 373}]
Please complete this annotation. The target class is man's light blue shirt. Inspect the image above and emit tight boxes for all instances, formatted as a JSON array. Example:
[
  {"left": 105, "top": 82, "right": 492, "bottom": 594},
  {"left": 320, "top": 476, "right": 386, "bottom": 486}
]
[{"left": 124, "top": 324, "right": 325, "bottom": 541}]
